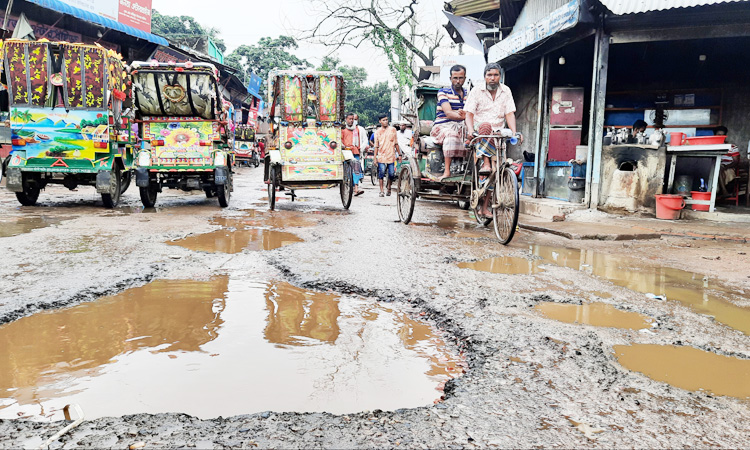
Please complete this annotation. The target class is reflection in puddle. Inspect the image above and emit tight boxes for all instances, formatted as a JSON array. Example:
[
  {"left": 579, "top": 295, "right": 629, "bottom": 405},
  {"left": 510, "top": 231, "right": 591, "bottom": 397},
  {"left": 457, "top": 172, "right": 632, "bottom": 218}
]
[
  {"left": 166, "top": 211, "right": 316, "bottom": 253},
  {"left": 0, "top": 278, "right": 461, "bottom": 420},
  {"left": 0, "top": 277, "right": 228, "bottom": 420},
  {"left": 411, "top": 215, "right": 477, "bottom": 231},
  {"left": 0, "top": 216, "right": 67, "bottom": 238},
  {"left": 535, "top": 302, "right": 653, "bottom": 330},
  {"left": 613, "top": 344, "right": 750, "bottom": 399},
  {"left": 462, "top": 244, "right": 750, "bottom": 335},
  {"left": 457, "top": 256, "right": 542, "bottom": 275}
]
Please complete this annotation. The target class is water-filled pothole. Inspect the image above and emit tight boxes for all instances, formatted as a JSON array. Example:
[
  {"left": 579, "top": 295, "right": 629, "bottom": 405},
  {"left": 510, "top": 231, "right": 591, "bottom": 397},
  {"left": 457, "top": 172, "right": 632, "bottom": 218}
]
[
  {"left": 535, "top": 302, "right": 653, "bottom": 330},
  {"left": 0, "top": 277, "right": 462, "bottom": 420},
  {"left": 0, "top": 216, "right": 68, "bottom": 238},
  {"left": 167, "top": 212, "right": 310, "bottom": 253},
  {"left": 613, "top": 344, "right": 750, "bottom": 399},
  {"left": 461, "top": 244, "right": 750, "bottom": 335},
  {"left": 458, "top": 256, "right": 542, "bottom": 275}
]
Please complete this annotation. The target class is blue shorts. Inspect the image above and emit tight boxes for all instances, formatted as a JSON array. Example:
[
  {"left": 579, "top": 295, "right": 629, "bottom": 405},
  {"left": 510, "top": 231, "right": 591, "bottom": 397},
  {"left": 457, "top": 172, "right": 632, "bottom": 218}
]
[{"left": 378, "top": 162, "right": 396, "bottom": 181}]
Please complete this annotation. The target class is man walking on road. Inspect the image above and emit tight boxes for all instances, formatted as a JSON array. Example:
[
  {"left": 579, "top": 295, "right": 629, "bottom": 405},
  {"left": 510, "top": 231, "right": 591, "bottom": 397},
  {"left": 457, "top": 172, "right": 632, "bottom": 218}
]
[
  {"left": 373, "top": 114, "right": 400, "bottom": 197},
  {"left": 342, "top": 112, "right": 367, "bottom": 196}
]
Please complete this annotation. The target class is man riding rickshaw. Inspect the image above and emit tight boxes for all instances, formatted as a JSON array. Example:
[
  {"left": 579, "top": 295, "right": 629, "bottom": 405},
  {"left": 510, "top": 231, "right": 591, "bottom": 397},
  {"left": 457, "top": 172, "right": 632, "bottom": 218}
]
[{"left": 396, "top": 62, "right": 522, "bottom": 244}]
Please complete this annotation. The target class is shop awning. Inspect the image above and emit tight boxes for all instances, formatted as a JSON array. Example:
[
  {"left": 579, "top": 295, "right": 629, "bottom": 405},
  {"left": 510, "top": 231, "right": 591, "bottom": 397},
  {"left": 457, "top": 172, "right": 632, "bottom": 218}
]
[
  {"left": 23, "top": 0, "right": 168, "bottom": 45},
  {"left": 598, "top": 0, "right": 749, "bottom": 15},
  {"left": 488, "top": 0, "right": 581, "bottom": 63}
]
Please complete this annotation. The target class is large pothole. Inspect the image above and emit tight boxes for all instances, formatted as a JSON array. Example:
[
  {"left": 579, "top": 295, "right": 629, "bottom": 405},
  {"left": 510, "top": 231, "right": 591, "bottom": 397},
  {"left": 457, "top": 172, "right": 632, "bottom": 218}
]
[{"left": 0, "top": 276, "right": 463, "bottom": 421}]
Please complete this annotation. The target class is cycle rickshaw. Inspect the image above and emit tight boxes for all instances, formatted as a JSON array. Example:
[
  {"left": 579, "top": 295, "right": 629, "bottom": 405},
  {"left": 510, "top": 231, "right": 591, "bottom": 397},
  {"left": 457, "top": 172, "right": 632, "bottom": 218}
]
[{"left": 395, "top": 83, "right": 520, "bottom": 245}]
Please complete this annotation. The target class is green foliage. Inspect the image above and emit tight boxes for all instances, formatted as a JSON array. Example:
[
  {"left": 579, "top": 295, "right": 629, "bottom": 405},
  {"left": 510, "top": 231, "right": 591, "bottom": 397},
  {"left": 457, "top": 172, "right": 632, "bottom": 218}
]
[
  {"left": 226, "top": 36, "right": 310, "bottom": 101},
  {"left": 316, "top": 57, "right": 390, "bottom": 127},
  {"left": 370, "top": 28, "right": 413, "bottom": 88},
  {"left": 152, "top": 10, "right": 227, "bottom": 53}
]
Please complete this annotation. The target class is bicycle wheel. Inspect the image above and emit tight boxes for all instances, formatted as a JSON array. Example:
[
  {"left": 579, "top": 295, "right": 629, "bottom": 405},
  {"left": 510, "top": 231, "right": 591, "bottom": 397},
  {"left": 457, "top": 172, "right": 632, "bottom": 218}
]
[{"left": 492, "top": 166, "right": 519, "bottom": 245}]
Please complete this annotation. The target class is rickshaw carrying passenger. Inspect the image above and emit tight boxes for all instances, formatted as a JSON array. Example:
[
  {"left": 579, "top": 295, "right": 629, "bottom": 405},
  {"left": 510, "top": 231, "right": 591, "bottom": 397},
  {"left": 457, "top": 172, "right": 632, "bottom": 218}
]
[{"left": 430, "top": 64, "right": 468, "bottom": 180}]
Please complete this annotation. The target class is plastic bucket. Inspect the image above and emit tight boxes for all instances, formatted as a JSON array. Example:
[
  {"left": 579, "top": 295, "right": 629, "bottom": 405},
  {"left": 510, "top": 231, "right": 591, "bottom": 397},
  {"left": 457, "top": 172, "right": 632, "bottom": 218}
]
[
  {"left": 690, "top": 191, "right": 711, "bottom": 211},
  {"left": 684, "top": 135, "right": 727, "bottom": 145},
  {"left": 655, "top": 194, "right": 685, "bottom": 220},
  {"left": 669, "top": 132, "right": 686, "bottom": 146}
]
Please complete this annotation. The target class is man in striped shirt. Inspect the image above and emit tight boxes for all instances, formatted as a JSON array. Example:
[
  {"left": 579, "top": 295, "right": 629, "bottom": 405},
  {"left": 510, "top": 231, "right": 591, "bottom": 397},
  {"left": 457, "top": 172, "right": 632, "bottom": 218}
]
[{"left": 430, "top": 65, "right": 468, "bottom": 180}]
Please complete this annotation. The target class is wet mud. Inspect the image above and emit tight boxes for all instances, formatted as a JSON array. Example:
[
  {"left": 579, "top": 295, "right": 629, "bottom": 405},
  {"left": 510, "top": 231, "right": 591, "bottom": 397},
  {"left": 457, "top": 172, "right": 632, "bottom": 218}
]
[
  {"left": 464, "top": 243, "right": 750, "bottom": 335},
  {"left": 1, "top": 170, "right": 749, "bottom": 448}
]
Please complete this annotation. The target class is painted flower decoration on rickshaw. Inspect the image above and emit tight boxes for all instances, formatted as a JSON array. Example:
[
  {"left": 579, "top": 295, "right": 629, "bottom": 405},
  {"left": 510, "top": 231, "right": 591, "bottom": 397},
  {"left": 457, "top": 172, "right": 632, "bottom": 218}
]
[{"left": 165, "top": 128, "right": 199, "bottom": 147}]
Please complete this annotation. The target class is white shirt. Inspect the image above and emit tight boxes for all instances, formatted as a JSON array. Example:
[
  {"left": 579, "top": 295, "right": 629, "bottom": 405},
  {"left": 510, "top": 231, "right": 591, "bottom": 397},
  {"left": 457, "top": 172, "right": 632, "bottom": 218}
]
[{"left": 397, "top": 129, "right": 413, "bottom": 156}]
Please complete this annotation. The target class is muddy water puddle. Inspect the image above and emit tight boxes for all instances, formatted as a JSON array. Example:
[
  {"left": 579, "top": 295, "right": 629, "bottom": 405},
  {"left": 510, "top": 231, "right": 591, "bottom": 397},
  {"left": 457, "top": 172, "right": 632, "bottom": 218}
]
[
  {"left": 458, "top": 256, "right": 542, "bottom": 275},
  {"left": 462, "top": 244, "right": 750, "bottom": 335},
  {"left": 613, "top": 344, "right": 750, "bottom": 399},
  {"left": 167, "top": 211, "right": 313, "bottom": 253},
  {"left": 0, "top": 278, "right": 461, "bottom": 420},
  {"left": 535, "top": 302, "right": 653, "bottom": 330},
  {"left": 0, "top": 216, "right": 68, "bottom": 238}
]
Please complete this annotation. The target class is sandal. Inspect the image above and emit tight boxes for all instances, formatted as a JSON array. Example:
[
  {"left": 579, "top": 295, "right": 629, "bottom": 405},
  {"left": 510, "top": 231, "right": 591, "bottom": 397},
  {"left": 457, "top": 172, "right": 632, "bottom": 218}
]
[
  {"left": 379, "top": 192, "right": 385, "bottom": 197},
  {"left": 355, "top": 190, "right": 364, "bottom": 196}
]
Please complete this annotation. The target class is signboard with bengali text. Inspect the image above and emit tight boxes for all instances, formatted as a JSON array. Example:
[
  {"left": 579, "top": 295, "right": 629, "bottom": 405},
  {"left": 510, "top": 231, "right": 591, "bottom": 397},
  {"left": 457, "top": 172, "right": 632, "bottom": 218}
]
[
  {"left": 58, "top": 0, "right": 153, "bottom": 33},
  {"left": 488, "top": 0, "right": 579, "bottom": 63}
]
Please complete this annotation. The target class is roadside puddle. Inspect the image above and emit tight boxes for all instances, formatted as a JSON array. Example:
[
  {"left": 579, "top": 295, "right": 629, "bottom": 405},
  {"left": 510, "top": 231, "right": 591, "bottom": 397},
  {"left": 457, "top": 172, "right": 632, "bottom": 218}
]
[
  {"left": 613, "top": 344, "right": 750, "bottom": 399},
  {"left": 457, "top": 256, "right": 542, "bottom": 275},
  {"left": 462, "top": 244, "right": 750, "bottom": 335},
  {"left": 0, "top": 278, "right": 462, "bottom": 420},
  {"left": 167, "top": 213, "right": 309, "bottom": 253},
  {"left": 0, "top": 216, "right": 67, "bottom": 238},
  {"left": 411, "top": 215, "right": 477, "bottom": 231},
  {"left": 535, "top": 302, "right": 653, "bottom": 329}
]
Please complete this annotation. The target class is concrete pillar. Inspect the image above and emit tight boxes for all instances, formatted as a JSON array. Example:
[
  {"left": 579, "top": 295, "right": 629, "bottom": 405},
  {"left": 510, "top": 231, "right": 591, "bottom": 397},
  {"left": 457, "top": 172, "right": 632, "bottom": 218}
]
[
  {"left": 586, "top": 24, "right": 610, "bottom": 208},
  {"left": 533, "top": 56, "right": 549, "bottom": 198}
]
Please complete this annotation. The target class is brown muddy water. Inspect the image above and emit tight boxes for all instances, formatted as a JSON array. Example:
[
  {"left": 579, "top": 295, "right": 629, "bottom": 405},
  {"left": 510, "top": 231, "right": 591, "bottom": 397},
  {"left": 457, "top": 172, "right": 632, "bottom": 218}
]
[
  {"left": 457, "top": 256, "right": 542, "bottom": 275},
  {"left": 535, "top": 302, "right": 654, "bottom": 330},
  {"left": 0, "top": 216, "right": 67, "bottom": 238},
  {"left": 167, "top": 214, "right": 309, "bottom": 253},
  {"left": 461, "top": 244, "right": 750, "bottom": 335},
  {"left": 0, "top": 277, "right": 461, "bottom": 421},
  {"left": 613, "top": 344, "right": 750, "bottom": 399}
]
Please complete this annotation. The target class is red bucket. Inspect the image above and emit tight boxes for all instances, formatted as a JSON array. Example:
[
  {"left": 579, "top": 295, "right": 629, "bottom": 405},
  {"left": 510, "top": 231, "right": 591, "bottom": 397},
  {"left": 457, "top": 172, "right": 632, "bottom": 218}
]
[
  {"left": 655, "top": 194, "right": 685, "bottom": 220},
  {"left": 684, "top": 135, "right": 727, "bottom": 145},
  {"left": 690, "top": 191, "right": 711, "bottom": 211}
]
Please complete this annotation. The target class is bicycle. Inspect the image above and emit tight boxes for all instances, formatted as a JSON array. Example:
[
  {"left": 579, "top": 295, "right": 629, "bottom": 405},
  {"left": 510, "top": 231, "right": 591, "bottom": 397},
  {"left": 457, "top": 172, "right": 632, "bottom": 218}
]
[{"left": 468, "top": 129, "right": 521, "bottom": 245}]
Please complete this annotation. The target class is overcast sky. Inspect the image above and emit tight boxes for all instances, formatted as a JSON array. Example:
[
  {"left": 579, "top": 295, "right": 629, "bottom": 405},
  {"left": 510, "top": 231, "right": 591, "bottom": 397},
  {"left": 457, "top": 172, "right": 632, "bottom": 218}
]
[{"left": 151, "top": 0, "right": 461, "bottom": 85}]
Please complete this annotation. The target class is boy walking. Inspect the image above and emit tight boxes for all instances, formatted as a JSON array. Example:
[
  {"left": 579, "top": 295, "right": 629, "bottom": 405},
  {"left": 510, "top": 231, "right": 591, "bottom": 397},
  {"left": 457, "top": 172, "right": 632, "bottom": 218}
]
[{"left": 373, "top": 114, "right": 400, "bottom": 197}]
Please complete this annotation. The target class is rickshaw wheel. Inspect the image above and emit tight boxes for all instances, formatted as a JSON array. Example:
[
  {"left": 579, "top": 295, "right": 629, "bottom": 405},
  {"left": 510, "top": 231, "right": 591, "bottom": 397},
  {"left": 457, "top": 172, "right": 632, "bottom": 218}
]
[
  {"left": 101, "top": 167, "right": 122, "bottom": 209},
  {"left": 139, "top": 182, "right": 158, "bottom": 208},
  {"left": 370, "top": 162, "right": 377, "bottom": 185},
  {"left": 397, "top": 165, "right": 416, "bottom": 224},
  {"left": 268, "top": 166, "right": 277, "bottom": 210},
  {"left": 218, "top": 171, "right": 232, "bottom": 208},
  {"left": 492, "top": 166, "right": 520, "bottom": 245},
  {"left": 341, "top": 162, "right": 353, "bottom": 209}
]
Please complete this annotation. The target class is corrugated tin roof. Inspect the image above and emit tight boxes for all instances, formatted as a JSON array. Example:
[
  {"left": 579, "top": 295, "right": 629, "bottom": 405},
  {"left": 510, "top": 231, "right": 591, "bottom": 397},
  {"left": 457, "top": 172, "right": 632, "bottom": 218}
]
[
  {"left": 599, "top": 0, "right": 750, "bottom": 15},
  {"left": 448, "top": 0, "right": 501, "bottom": 16}
]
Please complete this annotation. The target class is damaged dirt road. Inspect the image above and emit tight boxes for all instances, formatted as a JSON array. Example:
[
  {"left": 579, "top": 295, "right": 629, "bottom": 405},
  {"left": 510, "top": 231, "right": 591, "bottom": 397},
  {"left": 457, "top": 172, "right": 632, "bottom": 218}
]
[{"left": 0, "top": 168, "right": 748, "bottom": 448}]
